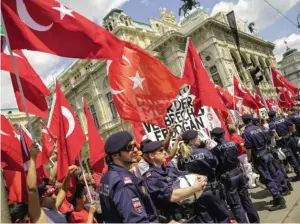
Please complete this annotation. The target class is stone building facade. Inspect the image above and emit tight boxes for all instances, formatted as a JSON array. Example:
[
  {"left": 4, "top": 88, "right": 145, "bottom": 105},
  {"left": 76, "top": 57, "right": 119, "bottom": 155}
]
[
  {"left": 278, "top": 44, "right": 300, "bottom": 88},
  {"left": 23, "top": 7, "right": 278, "bottom": 166}
]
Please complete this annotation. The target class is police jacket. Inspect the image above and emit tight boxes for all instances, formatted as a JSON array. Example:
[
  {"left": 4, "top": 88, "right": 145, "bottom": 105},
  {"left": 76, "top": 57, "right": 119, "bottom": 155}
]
[
  {"left": 289, "top": 112, "right": 300, "bottom": 133},
  {"left": 143, "top": 165, "right": 183, "bottom": 212},
  {"left": 211, "top": 140, "right": 239, "bottom": 178},
  {"left": 99, "top": 164, "right": 158, "bottom": 223},
  {"left": 243, "top": 124, "right": 269, "bottom": 153},
  {"left": 177, "top": 148, "right": 218, "bottom": 183},
  {"left": 269, "top": 117, "right": 293, "bottom": 137}
]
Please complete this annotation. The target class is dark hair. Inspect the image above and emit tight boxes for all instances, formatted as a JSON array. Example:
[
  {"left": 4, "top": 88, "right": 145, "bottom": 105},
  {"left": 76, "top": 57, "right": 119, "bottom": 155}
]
[
  {"left": 242, "top": 119, "right": 251, "bottom": 125},
  {"left": 10, "top": 203, "right": 29, "bottom": 223},
  {"left": 71, "top": 184, "right": 85, "bottom": 207}
]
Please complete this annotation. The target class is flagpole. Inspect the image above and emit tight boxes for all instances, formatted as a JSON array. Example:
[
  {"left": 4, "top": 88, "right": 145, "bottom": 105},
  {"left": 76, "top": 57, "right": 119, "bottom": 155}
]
[
  {"left": 1, "top": 14, "right": 35, "bottom": 140},
  {"left": 79, "top": 159, "right": 94, "bottom": 204}
]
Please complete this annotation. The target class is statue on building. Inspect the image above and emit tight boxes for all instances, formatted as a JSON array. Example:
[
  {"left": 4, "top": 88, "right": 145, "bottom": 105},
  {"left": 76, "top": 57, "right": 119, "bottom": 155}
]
[
  {"left": 179, "top": 0, "right": 200, "bottom": 17},
  {"left": 248, "top": 22, "right": 256, "bottom": 34}
]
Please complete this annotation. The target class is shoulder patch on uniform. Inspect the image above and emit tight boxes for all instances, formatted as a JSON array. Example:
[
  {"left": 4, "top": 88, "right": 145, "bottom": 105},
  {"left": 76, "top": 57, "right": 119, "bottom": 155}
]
[
  {"left": 132, "top": 197, "right": 143, "bottom": 213},
  {"left": 123, "top": 177, "right": 132, "bottom": 184}
]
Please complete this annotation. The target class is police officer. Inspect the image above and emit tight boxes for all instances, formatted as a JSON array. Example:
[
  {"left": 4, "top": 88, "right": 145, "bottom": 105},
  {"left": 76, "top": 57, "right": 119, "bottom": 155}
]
[
  {"left": 177, "top": 130, "right": 231, "bottom": 223},
  {"left": 99, "top": 131, "right": 158, "bottom": 223},
  {"left": 242, "top": 114, "right": 286, "bottom": 211},
  {"left": 141, "top": 141, "right": 207, "bottom": 223},
  {"left": 268, "top": 111, "right": 300, "bottom": 181},
  {"left": 211, "top": 127, "right": 259, "bottom": 223}
]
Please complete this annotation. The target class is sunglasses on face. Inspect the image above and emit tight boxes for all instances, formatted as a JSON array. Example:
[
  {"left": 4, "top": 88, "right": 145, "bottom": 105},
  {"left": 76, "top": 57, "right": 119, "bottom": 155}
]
[
  {"left": 155, "top": 148, "right": 166, "bottom": 153},
  {"left": 123, "top": 143, "right": 138, "bottom": 152}
]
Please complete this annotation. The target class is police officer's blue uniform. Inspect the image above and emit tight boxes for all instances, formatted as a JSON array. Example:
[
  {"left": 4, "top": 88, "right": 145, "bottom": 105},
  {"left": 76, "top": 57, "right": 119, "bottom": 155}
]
[
  {"left": 268, "top": 112, "right": 300, "bottom": 179},
  {"left": 242, "top": 114, "right": 286, "bottom": 210},
  {"left": 99, "top": 131, "right": 158, "bottom": 223},
  {"left": 177, "top": 130, "right": 230, "bottom": 223},
  {"left": 141, "top": 141, "right": 200, "bottom": 223},
  {"left": 211, "top": 128, "right": 259, "bottom": 223},
  {"left": 289, "top": 111, "right": 300, "bottom": 136}
]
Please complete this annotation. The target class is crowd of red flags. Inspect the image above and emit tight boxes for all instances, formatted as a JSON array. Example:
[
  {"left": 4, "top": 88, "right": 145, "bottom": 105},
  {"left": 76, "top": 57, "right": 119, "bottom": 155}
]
[{"left": 1, "top": 0, "right": 299, "bottom": 205}]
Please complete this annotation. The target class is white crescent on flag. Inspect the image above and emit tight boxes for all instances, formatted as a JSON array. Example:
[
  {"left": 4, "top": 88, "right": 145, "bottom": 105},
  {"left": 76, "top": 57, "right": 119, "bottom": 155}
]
[
  {"left": 16, "top": 0, "right": 53, "bottom": 31},
  {"left": 61, "top": 106, "right": 75, "bottom": 138}
]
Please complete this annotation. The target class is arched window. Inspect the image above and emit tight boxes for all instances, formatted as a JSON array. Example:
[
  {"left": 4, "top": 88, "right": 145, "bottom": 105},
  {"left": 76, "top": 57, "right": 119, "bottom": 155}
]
[{"left": 209, "top": 65, "right": 223, "bottom": 87}]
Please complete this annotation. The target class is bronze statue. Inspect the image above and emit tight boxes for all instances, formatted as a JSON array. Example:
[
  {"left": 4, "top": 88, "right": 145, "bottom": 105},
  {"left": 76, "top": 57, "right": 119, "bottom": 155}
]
[
  {"left": 248, "top": 22, "right": 256, "bottom": 33},
  {"left": 179, "top": 0, "right": 201, "bottom": 17}
]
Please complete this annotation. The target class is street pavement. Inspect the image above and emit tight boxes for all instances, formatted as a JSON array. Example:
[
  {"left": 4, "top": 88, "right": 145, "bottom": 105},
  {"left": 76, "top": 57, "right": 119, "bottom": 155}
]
[{"left": 248, "top": 176, "right": 300, "bottom": 223}]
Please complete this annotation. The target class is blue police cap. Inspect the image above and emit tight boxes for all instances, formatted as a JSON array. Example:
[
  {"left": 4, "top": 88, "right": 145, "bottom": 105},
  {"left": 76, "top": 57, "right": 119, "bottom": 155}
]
[
  {"left": 142, "top": 141, "right": 163, "bottom": 154},
  {"left": 268, "top": 111, "right": 276, "bottom": 117},
  {"left": 105, "top": 131, "right": 133, "bottom": 155},
  {"left": 252, "top": 117, "right": 260, "bottom": 124},
  {"left": 182, "top": 130, "right": 198, "bottom": 141},
  {"left": 241, "top": 114, "right": 253, "bottom": 121},
  {"left": 211, "top": 127, "right": 225, "bottom": 137}
]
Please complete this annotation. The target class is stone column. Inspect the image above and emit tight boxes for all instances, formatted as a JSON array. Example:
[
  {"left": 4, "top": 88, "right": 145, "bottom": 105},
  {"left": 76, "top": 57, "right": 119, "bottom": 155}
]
[{"left": 1, "top": 170, "right": 11, "bottom": 223}]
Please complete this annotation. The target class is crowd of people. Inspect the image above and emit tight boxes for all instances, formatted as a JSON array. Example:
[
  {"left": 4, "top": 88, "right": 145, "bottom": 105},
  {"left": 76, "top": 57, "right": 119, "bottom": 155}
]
[{"left": 6, "top": 105, "right": 300, "bottom": 223}]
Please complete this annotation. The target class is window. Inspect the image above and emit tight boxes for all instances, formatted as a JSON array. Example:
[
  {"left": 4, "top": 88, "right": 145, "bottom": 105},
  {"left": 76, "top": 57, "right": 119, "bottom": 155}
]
[
  {"left": 106, "top": 92, "right": 118, "bottom": 119},
  {"left": 209, "top": 66, "right": 223, "bottom": 87},
  {"left": 89, "top": 104, "right": 100, "bottom": 128}
]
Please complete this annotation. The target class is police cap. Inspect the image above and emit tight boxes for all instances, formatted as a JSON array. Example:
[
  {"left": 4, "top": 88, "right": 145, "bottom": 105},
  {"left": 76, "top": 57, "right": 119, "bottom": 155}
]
[
  {"left": 241, "top": 114, "right": 253, "bottom": 121},
  {"left": 211, "top": 127, "right": 225, "bottom": 137},
  {"left": 252, "top": 117, "right": 260, "bottom": 124},
  {"left": 142, "top": 141, "right": 163, "bottom": 154},
  {"left": 105, "top": 131, "right": 133, "bottom": 155},
  {"left": 268, "top": 111, "right": 276, "bottom": 117},
  {"left": 182, "top": 130, "right": 198, "bottom": 141}
]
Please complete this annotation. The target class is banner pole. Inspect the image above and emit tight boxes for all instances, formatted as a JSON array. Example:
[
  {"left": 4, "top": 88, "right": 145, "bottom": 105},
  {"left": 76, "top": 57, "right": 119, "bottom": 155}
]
[
  {"left": 1, "top": 14, "right": 36, "bottom": 140},
  {"left": 79, "top": 159, "right": 94, "bottom": 204}
]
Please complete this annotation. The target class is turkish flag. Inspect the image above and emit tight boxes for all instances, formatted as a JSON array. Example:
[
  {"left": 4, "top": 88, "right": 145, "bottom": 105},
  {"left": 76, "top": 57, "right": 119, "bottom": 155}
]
[
  {"left": 182, "top": 39, "right": 227, "bottom": 116},
  {"left": 271, "top": 67, "right": 298, "bottom": 96},
  {"left": 254, "top": 90, "right": 264, "bottom": 109},
  {"left": 0, "top": 116, "right": 28, "bottom": 172},
  {"left": 215, "top": 85, "right": 235, "bottom": 110},
  {"left": 1, "top": 44, "right": 50, "bottom": 118},
  {"left": 83, "top": 100, "right": 106, "bottom": 173},
  {"left": 131, "top": 121, "right": 146, "bottom": 144},
  {"left": 1, "top": 0, "right": 124, "bottom": 61},
  {"left": 50, "top": 81, "right": 85, "bottom": 182},
  {"left": 37, "top": 124, "right": 56, "bottom": 167},
  {"left": 266, "top": 98, "right": 277, "bottom": 111},
  {"left": 3, "top": 170, "right": 27, "bottom": 204},
  {"left": 277, "top": 87, "right": 293, "bottom": 108},
  {"left": 107, "top": 41, "right": 184, "bottom": 127},
  {"left": 233, "top": 75, "right": 258, "bottom": 110}
]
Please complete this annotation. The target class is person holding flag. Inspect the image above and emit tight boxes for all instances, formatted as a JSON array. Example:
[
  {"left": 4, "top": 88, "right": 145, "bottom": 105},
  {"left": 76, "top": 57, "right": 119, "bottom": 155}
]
[{"left": 26, "top": 142, "right": 79, "bottom": 223}]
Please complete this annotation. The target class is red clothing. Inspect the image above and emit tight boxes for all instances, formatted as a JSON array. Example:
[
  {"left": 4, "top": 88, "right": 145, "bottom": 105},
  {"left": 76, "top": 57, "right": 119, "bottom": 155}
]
[
  {"left": 69, "top": 209, "right": 97, "bottom": 223},
  {"left": 59, "top": 198, "right": 73, "bottom": 214},
  {"left": 230, "top": 133, "right": 246, "bottom": 156},
  {"left": 92, "top": 172, "right": 102, "bottom": 190}
]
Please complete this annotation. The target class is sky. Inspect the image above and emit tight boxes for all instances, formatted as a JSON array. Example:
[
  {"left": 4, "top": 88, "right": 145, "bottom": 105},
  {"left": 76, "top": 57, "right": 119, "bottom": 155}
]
[{"left": 1, "top": 0, "right": 300, "bottom": 109}]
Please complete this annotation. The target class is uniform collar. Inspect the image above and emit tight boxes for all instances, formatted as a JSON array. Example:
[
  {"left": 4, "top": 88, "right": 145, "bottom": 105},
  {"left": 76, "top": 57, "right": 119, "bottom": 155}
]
[
  {"left": 149, "top": 164, "right": 167, "bottom": 175},
  {"left": 245, "top": 123, "right": 255, "bottom": 130},
  {"left": 109, "top": 164, "right": 132, "bottom": 175}
]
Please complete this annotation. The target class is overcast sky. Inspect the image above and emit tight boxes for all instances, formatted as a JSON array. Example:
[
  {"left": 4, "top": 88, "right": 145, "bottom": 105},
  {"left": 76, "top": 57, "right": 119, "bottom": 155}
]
[{"left": 1, "top": 0, "right": 300, "bottom": 109}]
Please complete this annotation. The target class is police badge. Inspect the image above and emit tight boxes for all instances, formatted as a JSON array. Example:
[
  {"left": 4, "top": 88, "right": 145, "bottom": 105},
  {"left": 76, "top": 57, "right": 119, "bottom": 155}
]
[{"left": 132, "top": 197, "right": 143, "bottom": 213}]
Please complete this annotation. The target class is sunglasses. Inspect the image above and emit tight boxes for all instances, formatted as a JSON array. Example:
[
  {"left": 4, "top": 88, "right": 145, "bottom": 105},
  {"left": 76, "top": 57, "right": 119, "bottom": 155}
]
[
  {"left": 123, "top": 143, "right": 138, "bottom": 152},
  {"left": 155, "top": 148, "right": 166, "bottom": 153}
]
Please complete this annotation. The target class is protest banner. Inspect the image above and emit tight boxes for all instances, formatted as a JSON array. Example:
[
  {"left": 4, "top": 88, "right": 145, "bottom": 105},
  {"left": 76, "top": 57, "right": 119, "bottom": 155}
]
[{"left": 143, "top": 86, "right": 221, "bottom": 146}]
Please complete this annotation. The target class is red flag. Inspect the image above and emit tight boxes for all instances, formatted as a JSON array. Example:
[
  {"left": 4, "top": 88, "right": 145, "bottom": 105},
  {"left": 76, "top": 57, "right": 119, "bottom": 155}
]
[
  {"left": 49, "top": 81, "right": 85, "bottom": 182},
  {"left": 1, "top": 45, "right": 50, "bottom": 118},
  {"left": 266, "top": 98, "right": 277, "bottom": 111},
  {"left": 271, "top": 67, "right": 297, "bottom": 96},
  {"left": 83, "top": 100, "right": 106, "bottom": 173},
  {"left": 254, "top": 90, "right": 264, "bottom": 108},
  {"left": 131, "top": 121, "right": 146, "bottom": 144},
  {"left": 277, "top": 87, "right": 293, "bottom": 108},
  {"left": 107, "top": 41, "right": 184, "bottom": 127},
  {"left": 38, "top": 124, "right": 56, "bottom": 166},
  {"left": 1, "top": 0, "right": 124, "bottom": 61},
  {"left": 3, "top": 170, "right": 27, "bottom": 204},
  {"left": 215, "top": 85, "right": 235, "bottom": 110},
  {"left": 182, "top": 39, "right": 227, "bottom": 116},
  {"left": 233, "top": 75, "right": 258, "bottom": 110}
]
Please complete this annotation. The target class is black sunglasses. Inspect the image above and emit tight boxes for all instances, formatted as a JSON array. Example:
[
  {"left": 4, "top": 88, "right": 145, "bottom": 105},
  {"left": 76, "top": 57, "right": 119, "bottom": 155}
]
[{"left": 123, "top": 143, "right": 138, "bottom": 152}]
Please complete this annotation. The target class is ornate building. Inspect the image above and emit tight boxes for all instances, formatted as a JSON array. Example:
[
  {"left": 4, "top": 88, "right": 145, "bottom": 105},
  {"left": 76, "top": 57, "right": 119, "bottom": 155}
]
[
  {"left": 278, "top": 42, "right": 300, "bottom": 88},
  {"left": 26, "top": 7, "right": 278, "bottom": 166}
]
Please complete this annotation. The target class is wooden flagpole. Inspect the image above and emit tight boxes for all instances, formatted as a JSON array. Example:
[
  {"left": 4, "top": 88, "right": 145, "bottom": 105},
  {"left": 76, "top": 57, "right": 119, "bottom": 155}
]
[{"left": 1, "top": 14, "right": 36, "bottom": 140}]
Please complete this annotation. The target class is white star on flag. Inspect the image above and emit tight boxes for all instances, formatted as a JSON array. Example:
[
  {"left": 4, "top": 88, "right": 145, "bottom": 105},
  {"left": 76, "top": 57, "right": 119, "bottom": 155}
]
[
  {"left": 14, "top": 131, "right": 20, "bottom": 141},
  {"left": 53, "top": 3, "right": 74, "bottom": 20},
  {"left": 129, "top": 72, "right": 145, "bottom": 90}
]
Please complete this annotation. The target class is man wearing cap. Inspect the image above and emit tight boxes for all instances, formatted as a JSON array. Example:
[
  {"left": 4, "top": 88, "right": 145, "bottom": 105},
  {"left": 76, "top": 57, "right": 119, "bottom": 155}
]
[
  {"left": 211, "top": 127, "right": 259, "bottom": 223},
  {"left": 141, "top": 140, "right": 207, "bottom": 222},
  {"left": 99, "top": 131, "right": 158, "bottom": 223},
  {"left": 242, "top": 114, "right": 286, "bottom": 211},
  {"left": 289, "top": 107, "right": 300, "bottom": 137},
  {"left": 27, "top": 142, "right": 79, "bottom": 223},
  {"left": 268, "top": 111, "right": 300, "bottom": 181},
  {"left": 177, "top": 130, "right": 231, "bottom": 223}
]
